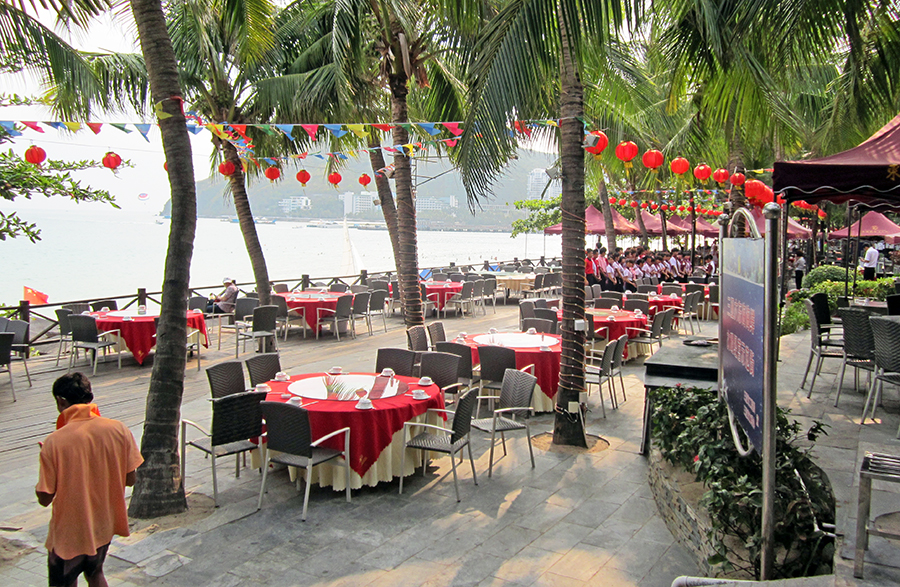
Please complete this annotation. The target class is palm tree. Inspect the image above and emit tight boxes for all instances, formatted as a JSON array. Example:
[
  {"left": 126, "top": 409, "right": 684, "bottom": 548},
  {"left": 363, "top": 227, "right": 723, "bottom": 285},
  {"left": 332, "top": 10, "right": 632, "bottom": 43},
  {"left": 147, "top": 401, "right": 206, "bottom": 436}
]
[
  {"left": 458, "top": 1, "right": 636, "bottom": 447},
  {"left": 165, "top": 0, "right": 279, "bottom": 306}
]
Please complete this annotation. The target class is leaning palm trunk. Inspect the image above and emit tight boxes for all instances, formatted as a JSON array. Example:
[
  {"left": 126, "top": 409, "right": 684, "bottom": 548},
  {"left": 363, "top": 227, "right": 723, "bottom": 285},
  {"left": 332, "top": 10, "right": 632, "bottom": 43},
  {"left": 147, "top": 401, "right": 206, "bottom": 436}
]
[
  {"left": 634, "top": 202, "right": 649, "bottom": 248},
  {"left": 128, "top": 0, "right": 195, "bottom": 518},
  {"left": 552, "top": 5, "right": 587, "bottom": 448},
  {"left": 598, "top": 176, "right": 616, "bottom": 250},
  {"left": 389, "top": 70, "right": 424, "bottom": 328},
  {"left": 368, "top": 136, "right": 403, "bottom": 285},
  {"left": 221, "top": 141, "right": 271, "bottom": 306}
]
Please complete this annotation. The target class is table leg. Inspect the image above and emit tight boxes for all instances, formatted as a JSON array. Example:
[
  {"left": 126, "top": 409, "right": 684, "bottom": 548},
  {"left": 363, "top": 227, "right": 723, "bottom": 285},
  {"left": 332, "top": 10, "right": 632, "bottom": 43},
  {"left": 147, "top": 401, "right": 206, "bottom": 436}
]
[{"left": 854, "top": 474, "right": 872, "bottom": 578}]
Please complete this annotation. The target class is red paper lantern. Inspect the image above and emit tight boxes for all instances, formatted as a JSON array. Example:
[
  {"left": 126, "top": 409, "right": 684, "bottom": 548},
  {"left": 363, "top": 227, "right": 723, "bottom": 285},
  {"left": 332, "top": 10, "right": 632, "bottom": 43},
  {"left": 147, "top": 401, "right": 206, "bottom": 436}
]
[
  {"left": 818, "top": 209, "right": 827, "bottom": 219},
  {"left": 712, "top": 168, "right": 729, "bottom": 183},
  {"left": 615, "top": 141, "right": 638, "bottom": 163},
  {"left": 296, "top": 169, "right": 311, "bottom": 186},
  {"left": 730, "top": 172, "right": 746, "bottom": 186},
  {"left": 670, "top": 157, "right": 690, "bottom": 175},
  {"left": 686, "top": 206, "right": 694, "bottom": 213},
  {"left": 358, "top": 173, "right": 371, "bottom": 187},
  {"left": 585, "top": 131, "right": 609, "bottom": 156},
  {"left": 218, "top": 161, "right": 236, "bottom": 176},
  {"left": 328, "top": 172, "right": 342, "bottom": 186},
  {"left": 678, "top": 205, "right": 686, "bottom": 212},
  {"left": 608, "top": 197, "right": 617, "bottom": 204},
  {"left": 101, "top": 151, "right": 122, "bottom": 171},
  {"left": 163, "top": 161, "right": 168, "bottom": 171},
  {"left": 264, "top": 167, "right": 281, "bottom": 182},
  {"left": 650, "top": 203, "right": 658, "bottom": 210},
  {"left": 617, "top": 199, "right": 627, "bottom": 206},
  {"left": 693, "top": 164, "right": 712, "bottom": 181},
  {"left": 24, "top": 145, "right": 46, "bottom": 166},
  {"left": 640, "top": 202, "right": 649, "bottom": 209},
  {"left": 641, "top": 149, "right": 663, "bottom": 170},
  {"left": 660, "top": 205, "right": 668, "bottom": 211},
  {"left": 630, "top": 201, "right": 639, "bottom": 208},
  {"left": 744, "top": 179, "right": 766, "bottom": 199}
]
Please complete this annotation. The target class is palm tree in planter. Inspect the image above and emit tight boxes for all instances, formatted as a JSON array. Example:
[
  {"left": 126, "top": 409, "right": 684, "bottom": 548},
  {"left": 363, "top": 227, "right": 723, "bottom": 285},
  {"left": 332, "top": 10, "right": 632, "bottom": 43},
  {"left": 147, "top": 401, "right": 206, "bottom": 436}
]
[{"left": 457, "top": 1, "right": 638, "bottom": 447}]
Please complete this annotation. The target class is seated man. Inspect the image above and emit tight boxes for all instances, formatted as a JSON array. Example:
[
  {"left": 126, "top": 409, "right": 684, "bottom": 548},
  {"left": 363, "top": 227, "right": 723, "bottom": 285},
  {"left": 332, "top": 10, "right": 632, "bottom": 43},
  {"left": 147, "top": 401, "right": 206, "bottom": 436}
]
[{"left": 208, "top": 277, "right": 239, "bottom": 313}]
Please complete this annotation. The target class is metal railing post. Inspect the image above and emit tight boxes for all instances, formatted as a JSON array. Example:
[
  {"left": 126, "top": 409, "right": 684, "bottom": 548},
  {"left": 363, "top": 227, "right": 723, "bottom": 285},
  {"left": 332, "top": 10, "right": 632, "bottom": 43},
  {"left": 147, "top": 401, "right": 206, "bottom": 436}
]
[{"left": 138, "top": 288, "right": 147, "bottom": 306}]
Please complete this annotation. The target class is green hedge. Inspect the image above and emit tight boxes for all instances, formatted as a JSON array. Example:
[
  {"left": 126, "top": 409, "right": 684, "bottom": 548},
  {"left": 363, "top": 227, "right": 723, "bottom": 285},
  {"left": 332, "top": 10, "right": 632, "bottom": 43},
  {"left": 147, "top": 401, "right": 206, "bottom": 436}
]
[{"left": 801, "top": 265, "right": 849, "bottom": 289}]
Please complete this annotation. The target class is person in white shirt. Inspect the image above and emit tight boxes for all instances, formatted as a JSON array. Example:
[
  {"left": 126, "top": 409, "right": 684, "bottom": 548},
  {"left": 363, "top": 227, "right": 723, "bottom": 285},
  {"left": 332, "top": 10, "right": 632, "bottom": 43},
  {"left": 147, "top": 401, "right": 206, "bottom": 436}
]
[
  {"left": 793, "top": 253, "right": 806, "bottom": 289},
  {"left": 862, "top": 243, "right": 879, "bottom": 281}
]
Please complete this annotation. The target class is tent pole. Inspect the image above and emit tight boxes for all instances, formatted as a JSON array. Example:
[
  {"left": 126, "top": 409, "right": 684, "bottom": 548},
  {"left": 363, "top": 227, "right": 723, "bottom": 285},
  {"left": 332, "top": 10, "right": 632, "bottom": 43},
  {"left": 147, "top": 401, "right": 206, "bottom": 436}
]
[
  {"left": 844, "top": 203, "right": 851, "bottom": 298},
  {"left": 853, "top": 206, "right": 863, "bottom": 294},
  {"left": 690, "top": 204, "right": 697, "bottom": 270}
]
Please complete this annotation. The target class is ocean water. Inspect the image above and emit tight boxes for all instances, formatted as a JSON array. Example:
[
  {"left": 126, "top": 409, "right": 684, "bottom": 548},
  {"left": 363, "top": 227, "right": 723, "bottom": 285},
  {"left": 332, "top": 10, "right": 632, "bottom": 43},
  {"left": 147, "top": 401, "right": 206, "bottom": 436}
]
[{"left": 2, "top": 208, "right": 563, "bottom": 306}]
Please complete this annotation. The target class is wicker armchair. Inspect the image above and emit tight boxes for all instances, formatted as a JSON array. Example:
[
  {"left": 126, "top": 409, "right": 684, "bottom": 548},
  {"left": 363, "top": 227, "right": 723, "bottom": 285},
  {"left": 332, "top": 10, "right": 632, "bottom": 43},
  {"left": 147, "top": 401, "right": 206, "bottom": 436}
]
[{"left": 471, "top": 369, "right": 537, "bottom": 478}]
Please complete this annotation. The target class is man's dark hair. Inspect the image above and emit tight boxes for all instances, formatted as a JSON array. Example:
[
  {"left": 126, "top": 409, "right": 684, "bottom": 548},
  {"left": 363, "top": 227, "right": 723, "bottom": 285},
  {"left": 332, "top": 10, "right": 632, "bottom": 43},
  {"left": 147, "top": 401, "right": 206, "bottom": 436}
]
[{"left": 52, "top": 373, "right": 93, "bottom": 404}]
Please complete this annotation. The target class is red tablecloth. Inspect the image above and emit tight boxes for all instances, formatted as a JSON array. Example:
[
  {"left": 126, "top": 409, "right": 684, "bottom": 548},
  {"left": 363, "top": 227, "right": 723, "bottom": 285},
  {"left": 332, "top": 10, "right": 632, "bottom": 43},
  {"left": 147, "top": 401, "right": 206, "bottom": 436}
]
[
  {"left": 462, "top": 333, "right": 561, "bottom": 400},
  {"left": 278, "top": 292, "right": 351, "bottom": 330},
  {"left": 94, "top": 311, "right": 208, "bottom": 365},
  {"left": 422, "top": 281, "right": 464, "bottom": 310},
  {"left": 559, "top": 308, "right": 648, "bottom": 359},
  {"left": 643, "top": 295, "right": 682, "bottom": 316},
  {"left": 264, "top": 373, "right": 443, "bottom": 477},
  {"left": 657, "top": 284, "right": 709, "bottom": 296}
]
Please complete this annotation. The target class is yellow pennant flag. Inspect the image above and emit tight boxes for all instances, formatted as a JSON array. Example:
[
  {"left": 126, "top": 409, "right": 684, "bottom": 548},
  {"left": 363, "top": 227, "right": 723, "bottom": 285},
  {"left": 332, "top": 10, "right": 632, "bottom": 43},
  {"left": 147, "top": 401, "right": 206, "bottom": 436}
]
[
  {"left": 62, "top": 122, "right": 82, "bottom": 132},
  {"left": 346, "top": 124, "right": 369, "bottom": 138}
]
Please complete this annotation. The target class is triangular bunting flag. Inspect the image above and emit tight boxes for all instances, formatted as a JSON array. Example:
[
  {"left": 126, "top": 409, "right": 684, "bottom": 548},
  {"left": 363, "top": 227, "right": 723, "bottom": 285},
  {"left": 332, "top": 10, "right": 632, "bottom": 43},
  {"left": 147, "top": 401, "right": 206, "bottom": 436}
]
[
  {"left": 109, "top": 123, "right": 132, "bottom": 133},
  {"left": 86, "top": 123, "right": 103, "bottom": 134},
  {"left": 324, "top": 124, "right": 348, "bottom": 138},
  {"left": 398, "top": 123, "right": 413, "bottom": 132},
  {"left": 0, "top": 121, "right": 22, "bottom": 136},
  {"left": 300, "top": 124, "right": 318, "bottom": 140},
  {"left": 44, "top": 122, "right": 65, "bottom": 130},
  {"left": 513, "top": 121, "right": 532, "bottom": 136},
  {"left": 274, "top": 124, "right": 295, "bottom": 136},
  {"left": 442, "top": 122, "right": 463, "bottom": 136},
  {"left": 62, "top": 122, "right": 82, "bottom": 132},
  {"left": 231, "top": 124, "right": 247, "bottom": 135},
  {"left": 312, "top": 154, "right": 325, "bottom": 160},
  {"left": 259, "top": 125, "right": 279, "bottom": 136},
  {"left": 416, "top": 123, "right": 440, "bottom": 136},
  {"left": 186, "top": 125, "right": 204, "bottom": 135},
  {"left": 346, "top": 124, "right": 368, "bottom": 138},
  {"left": 263, "top": 158, "right": 277, "bottom": 164},
  {"left": 444, "top": 139, "right": 458, "bottom": 148},
  {"left": 335, "top": 153, "right": 348, "bottom": 160},
  {"left": 20, "top": 121, "right": 44, "bottom": 133},
  {"left": 371, "top": 124, "right": 393, "bottom": 132},
  {"left": 134, "top": 124, "right": 152, "bottom": 142}
]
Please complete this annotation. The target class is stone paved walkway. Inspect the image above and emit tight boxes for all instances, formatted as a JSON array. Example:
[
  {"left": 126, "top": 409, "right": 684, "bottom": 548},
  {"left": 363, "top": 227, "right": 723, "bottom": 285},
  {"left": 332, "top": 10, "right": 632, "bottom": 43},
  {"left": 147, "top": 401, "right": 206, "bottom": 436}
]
[{"left": 1, "top": 304, "right": 898, "bottom": 586}]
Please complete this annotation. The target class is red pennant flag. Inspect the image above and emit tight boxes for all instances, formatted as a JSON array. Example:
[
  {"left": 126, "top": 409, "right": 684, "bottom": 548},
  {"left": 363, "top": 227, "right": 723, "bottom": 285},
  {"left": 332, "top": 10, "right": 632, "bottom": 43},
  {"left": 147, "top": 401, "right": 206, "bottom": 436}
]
[
  {"left": 300, "top": 124, "right": 318, "bottom": 140},
  {"left": 23, "top": 286, "right": 48, "bottom": 304},
  {"left": 371, "top": 124, "right": 394, "bottom": 132},
  {"left": 86, "top": 123, "right": 103, "bottom": 134},
  {"left": 444, "top": 139, "right": 458, "bottom": 147},
  {"left": 442, "top": 122, "right": 463, "bottom": 136},
  {"left": 21, "top": 121, "right": 44, "bottom": 133}
]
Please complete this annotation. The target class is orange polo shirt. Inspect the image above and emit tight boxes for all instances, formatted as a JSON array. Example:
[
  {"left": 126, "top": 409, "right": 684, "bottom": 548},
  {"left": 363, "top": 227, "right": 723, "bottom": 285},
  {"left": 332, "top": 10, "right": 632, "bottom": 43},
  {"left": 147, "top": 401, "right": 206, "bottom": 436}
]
[{"left": 36, "top": 404, "right": 143, "bottom": 559}]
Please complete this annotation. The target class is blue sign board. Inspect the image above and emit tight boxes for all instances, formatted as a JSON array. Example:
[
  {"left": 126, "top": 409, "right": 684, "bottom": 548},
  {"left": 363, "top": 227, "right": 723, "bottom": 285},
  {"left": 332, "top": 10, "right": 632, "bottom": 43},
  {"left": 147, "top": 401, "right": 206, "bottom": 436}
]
[{"left": 721, "top": 238, "right": 765, "bottom": 452}]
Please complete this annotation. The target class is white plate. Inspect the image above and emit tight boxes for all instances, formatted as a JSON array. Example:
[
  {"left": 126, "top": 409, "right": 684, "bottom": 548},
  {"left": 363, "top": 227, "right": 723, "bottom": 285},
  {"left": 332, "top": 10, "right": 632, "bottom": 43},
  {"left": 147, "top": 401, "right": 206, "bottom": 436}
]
[
  {"left": 411, "top": 393, "right": 429, "bottom": 400},
  {"left": 355, "top": 403, "right": 375, "bottom": 410},
  {"left": 418, "top": 377, "right": 433, "bottom": 386}
]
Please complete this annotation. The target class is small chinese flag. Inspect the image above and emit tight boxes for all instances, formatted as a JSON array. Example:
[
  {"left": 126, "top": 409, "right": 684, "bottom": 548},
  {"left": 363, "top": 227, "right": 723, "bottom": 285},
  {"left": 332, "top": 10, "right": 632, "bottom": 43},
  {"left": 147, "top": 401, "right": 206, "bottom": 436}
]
[{"left": 24, "top": 287, "right": 48, "bottom": 304}]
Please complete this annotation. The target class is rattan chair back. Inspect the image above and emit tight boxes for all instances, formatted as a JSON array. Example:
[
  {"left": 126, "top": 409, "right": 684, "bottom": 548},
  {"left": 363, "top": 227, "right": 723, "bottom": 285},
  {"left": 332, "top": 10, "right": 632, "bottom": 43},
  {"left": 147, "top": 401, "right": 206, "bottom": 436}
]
[
  {"left": 661, "top": 284, "right": 683, "bottom": 296},
  {"left": 594, "top": 298, "right": 617, "bottom": 310},
  {"left": 533, "top": 308, "right": 557, "bottom": 322},
  {"left": 624, "top": 299, "right": 649, "bottom": 314},
  {"left": 272, "top": 283, "right": 289, "bottom": 293},
  {"left": 188, "top": 296, "right": 208, "bottom": 312},
  {"left": 210, "top": 390, "right": 266, "bottom": 447},
  {"left": 685, "top": 283, "right": 706, "bottom": 296},
  {"left": 260, "top": 401, "right": 313, "bottom": 457},
  {"left": 477, "top": 346, "right": 517, "bottom": 383},
  {"left": 419, "top": 352, "right": 460, "bottom": 389},
  {"left": 886, "top": 294, "right": 900, "bottom": 316},
  {"left": 519, "top": 300, "right": 536, "bottom": 320},
  {"left": 329, "top": 283, "right": 349, "bottom": 293},
  {"left": 869, "top": 316, "right": 900, "bottom": 374},
  {"left": 591, "top": 284, "right": 604, "bottom": 299},
  {"left": 434, "top": 342, "right": 474, "bottom": 379},
  {"left": 56, "top": 309, "right": 73, "bottom": 336},
  {"left": 62, "top": 303, "right": 90, "bottom": 314},
  {"left": 234, "top": 297, "right": 259, "bottom": 321},
  {"left": 837, "top": 308, "right": 875, "bottom": 361},
  {"left": 637, "top": 284, "right": 657, "bottom": 294},
  {"left": 498, "top": 369, "right": 536, "bottom": 417},
  {"left": 68, "top": 315, "right": 100, "bottom": 343},
  {"left": 612, "top": 334, "right": 629, "bottom": 369},
  {"left": 245, "top": 353, "right": 282, "bottom": 387},
  {"left": 251, "top": 305, "right": 278, "bottom": 333},
  {"left": 600, "top": 291, "right": 624, "bottom": 303},
  {"left": 432, "top": 273, "right": 449, "bottom": 282},
  {"left": 331, "top": 294, "right": 353, "bottom": 319},
  {"left": 450, "top": 389, "right": 477, "bottom": 443},
  {"left": 407, "top": 325, "right": 429, "bottom": 352},
  {"left": 533, "top": 299, "right": 548, "bottom": 309},
  {"left": 523, "top": 318, "right": 556, "bottom": 334},
  {"left": 0, "top": 332, "right": 13, "bottom": 367},
  {"left": 375, "top": 348, "right": 417, "bottom": 377},
  {"left": 427, "top": 322, "right": 446, "bottom": 347},
  {"left": 90, "top": 300, "right": 118, "bottom": 311},
  {"left": 207, "top": 361, "right": 246, "bottom": 398}
]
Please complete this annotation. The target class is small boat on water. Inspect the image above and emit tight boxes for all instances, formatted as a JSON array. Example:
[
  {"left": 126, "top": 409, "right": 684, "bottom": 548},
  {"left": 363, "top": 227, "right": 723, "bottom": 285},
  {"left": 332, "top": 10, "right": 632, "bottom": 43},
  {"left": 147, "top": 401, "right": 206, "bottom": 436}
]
[{"left": 254, "top": 217, "right": 276, "bottom": 224}]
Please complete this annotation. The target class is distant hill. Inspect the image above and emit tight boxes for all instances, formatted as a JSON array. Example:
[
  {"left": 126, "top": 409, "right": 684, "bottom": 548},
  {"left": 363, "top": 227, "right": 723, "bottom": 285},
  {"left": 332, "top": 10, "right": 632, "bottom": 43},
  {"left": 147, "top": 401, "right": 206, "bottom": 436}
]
[{"left": 162, "top": 148, "right": 558, "bottom": 228}]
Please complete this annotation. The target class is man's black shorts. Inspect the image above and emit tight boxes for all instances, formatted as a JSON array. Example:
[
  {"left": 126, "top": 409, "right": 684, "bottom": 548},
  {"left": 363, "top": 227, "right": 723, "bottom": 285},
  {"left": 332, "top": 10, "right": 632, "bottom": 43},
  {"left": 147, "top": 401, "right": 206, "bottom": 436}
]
[{"left": 48, "top": 543, "right": 109, "bottom": 587}]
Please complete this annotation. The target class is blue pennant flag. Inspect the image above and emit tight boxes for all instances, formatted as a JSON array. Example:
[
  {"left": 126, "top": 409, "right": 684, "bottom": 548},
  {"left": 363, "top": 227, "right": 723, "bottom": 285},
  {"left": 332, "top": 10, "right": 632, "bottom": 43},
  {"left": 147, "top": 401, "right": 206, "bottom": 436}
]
[
  {"left": 185, "top": 125, "right": 204, "bottom": 135},
  {"left": 323, "top": 124, "right": 348, "bottom": 138},
  {"left": 0, "top": 121, "right": 22, "bottom": 136},
  {"left": 335, "top": 153, "right": 348, "bottom": 160},
  {"left": 274, "top": 124, "right": 295, "bottom": 136},
  {"left": 416, "top": 123, "right": 441, "bottom": 136},
  {"left": 134, "top": 124, "right": 152, "bottom": 142},
  {"left": 44, "top": 122, "right": 65, "bottom": 130},
  {"left": 263, "top": 158, "right": 277, "bottom": 164},
  {"left": 312, "top": 154, "right": 325, "bottom": 160}
]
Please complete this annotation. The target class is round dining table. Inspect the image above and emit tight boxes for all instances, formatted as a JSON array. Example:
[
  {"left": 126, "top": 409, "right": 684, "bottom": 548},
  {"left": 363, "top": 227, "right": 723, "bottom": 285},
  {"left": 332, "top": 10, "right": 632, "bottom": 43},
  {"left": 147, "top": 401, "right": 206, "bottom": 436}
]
[
  {"left": 642, "top": 294, "right": 682, "bottom": 316},
  {"left": 262, "top": 372, "right": 445, "bottom": 491},
  {"left": 460, "top": 332, "right": 560, "bottom": 412},
  {"left": 421, "top": 281, "right": 464, "bottom": 310},
  {"left": 277, "top": 291, "right": 352, "bottom": 330},
  {"left": 93, "top": 309, "right": 208, "bottom": 365},
  {"left": 566, "top": 308, "right": 648, "bottom": 359}
]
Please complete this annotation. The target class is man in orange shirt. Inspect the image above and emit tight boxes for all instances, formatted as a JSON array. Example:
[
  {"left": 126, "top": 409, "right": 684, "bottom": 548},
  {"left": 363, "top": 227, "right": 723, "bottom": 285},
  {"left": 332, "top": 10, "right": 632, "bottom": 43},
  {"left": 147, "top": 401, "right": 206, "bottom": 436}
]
[{"left": 36, "top": 373, "right": 143, "bottom": 587}]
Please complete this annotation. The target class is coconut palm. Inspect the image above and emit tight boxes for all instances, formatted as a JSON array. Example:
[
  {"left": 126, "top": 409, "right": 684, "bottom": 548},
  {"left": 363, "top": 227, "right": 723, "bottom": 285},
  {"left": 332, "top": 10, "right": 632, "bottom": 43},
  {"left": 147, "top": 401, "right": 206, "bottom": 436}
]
[
  {"left": 164, "top": 0, "right": 281, "bottom": 306},
  {"left": 457, "top": 1, "right": 638, "bottom": 447}
]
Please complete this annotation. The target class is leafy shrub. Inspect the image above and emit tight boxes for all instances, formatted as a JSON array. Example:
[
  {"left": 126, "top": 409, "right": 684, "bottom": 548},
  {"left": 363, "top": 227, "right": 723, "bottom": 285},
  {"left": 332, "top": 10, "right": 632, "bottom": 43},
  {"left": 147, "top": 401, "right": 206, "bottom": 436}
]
[
  {"left": 650, "top": 386, "right": 834, "bottom": 579},
  {"left": 801, "top": 265, "right": 848, "bottom": 289},
  {"left": 809, "top": 277, "right": 895, "bottom": 315},
  {"left": 780, "top": 300, "right": 809, "bottom": 336}
]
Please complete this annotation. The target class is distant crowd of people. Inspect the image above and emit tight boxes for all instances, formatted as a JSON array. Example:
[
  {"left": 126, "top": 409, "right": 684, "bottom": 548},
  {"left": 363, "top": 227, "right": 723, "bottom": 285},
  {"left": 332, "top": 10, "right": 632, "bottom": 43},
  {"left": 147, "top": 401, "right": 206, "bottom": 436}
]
[{"left": 585, "top": 243, "right": 718, "bottom": 292}]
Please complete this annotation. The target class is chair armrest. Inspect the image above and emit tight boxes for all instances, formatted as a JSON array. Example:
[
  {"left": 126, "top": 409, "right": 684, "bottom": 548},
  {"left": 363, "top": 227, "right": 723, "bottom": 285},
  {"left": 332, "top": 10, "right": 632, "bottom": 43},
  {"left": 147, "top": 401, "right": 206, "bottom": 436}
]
[
  {"left": 403, "top": 421, "right": 453, "bottom": 434},
  {"left": 311, "top": 426, "right": 350, "bottom": 447},
  {"left": 592, "top": 325, "right": 609, "bottom": 338},
  {"left": 181, "top": 419, "right": 210, "bottom": 437},
  {"left": 626, "top": 326, "right": 651, "bottom": 335},
  {"left": 479, "top": 395, "right": 501, "bottom": 401},
  {"left": 287, "top": 308, "right": 305, "bottom": 317},
  {"left": 440, "top": 382, "right": 465, "bottom": 393},
  {"left": 426, "top": 408, "right": 455, "bottom": 415},
  {"left": 317, "top": 308, "right": 336, "bottom": 317},
  {"left": 519, "top": 364, "right": 535, "bottom": 374},
  {"left": 494, "top": 407, "right": 534, "bottom": 415},
  {"left": 100, "top": 328, "right": 121, "bottom": 340}
]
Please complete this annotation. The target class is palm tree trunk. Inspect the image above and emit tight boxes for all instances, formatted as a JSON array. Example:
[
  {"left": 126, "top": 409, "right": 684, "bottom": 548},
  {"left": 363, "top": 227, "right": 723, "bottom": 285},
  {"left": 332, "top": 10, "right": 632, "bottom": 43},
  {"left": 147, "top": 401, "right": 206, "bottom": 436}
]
[
  {"left": 389, "top": 69, "right": 423, "bottom": 328},
  {"left": 222, "top": 141, "right": 271, "bottom": 307},
  {"left": 553, "top": 4, "right": 587, "bottom": 448},
  {"left": 368, "top": 136, "right": 403, "bottom": 284},
  {"left": 598, "top": 177, "right": 616, "bottom": 250},
  {"left": 659, "top": 195, "right": 669, "bottom": 251},
  {"left": 128, "top": 0, "right": 194, "bottom": 518},
  {"left": 634, "top": 201, "right": 649, "bottom": 248}
]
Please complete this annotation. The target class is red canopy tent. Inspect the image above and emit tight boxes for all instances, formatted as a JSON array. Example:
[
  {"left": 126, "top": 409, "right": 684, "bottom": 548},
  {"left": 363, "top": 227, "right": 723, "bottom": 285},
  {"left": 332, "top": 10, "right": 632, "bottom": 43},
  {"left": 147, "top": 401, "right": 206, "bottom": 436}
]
[
  {"left": 774, "top": 112, "right": 900, "bottom": 206},
  {"left": 826, "top": 211, "right": 900, "bottom": 240},
  {"left": 543, "top": 205, "right": 640, "bottom": 235},
  {"left": 695, "top": 217, "right": 720, "bottom": 238},
  {"left": 638, "top": 210, "right": 688, "bottom": 236},
  {"left": 749, "top": 208, "right": 812, "bottom": 240}
]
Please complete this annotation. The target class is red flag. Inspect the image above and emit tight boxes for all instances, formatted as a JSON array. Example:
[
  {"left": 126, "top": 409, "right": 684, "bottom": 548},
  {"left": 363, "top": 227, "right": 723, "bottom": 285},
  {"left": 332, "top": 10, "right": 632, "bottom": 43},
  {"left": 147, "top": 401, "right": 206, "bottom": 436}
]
[{"left": 23, "top": 286, "right": 48, "bottom": 304}]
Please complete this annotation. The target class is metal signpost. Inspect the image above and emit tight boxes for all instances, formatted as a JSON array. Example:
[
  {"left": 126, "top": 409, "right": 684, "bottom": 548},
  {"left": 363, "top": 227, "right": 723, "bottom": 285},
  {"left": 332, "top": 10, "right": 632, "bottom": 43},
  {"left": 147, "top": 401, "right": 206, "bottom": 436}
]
[{"left": 717, "top": 203, "right": 781, "bottom": 580}]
